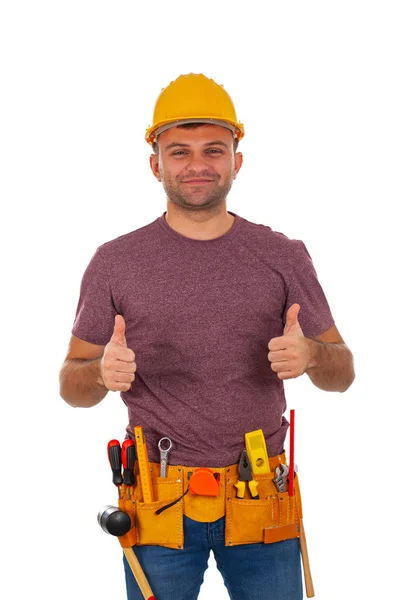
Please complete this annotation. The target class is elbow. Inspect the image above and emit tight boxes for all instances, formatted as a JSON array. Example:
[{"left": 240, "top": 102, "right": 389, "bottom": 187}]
[
  {"left": 59, "top": 386, "right": 79, "bottom": 408},
  {"left": 59, "top": 371, "right": 79, "bottom": 408},
  {"left": 59, "top": 364, "right": 77, "bottom": 407},
  {"left": 340, "top": 369, "right": 356, "bottom": 393},
  {"left": 339, "top": 351, "right": 356, "bottom": 393}
]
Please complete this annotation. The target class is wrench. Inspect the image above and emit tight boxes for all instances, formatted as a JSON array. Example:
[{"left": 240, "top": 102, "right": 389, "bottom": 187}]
[
  {"left": 273, "top": 464, "right": 289, "bottom": 492},
  {"left": 273, "top": 463, "right": 298, "bottom": 492},
  {"left": 158, "top": 437, "right": 172, "bottom": 477}
]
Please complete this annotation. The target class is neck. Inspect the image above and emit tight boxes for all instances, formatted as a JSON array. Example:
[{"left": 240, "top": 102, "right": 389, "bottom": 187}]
[{"left": 164, "top": 205, "right": 235, "bottom": 240}]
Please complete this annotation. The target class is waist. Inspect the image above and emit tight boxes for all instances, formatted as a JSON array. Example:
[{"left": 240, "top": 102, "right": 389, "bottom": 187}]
[
  {"left": 131, "top": 451, "right": 289, "bottom": 524},
  {"left": 137, "top": 451, "right": 287, "bottom": 481}
]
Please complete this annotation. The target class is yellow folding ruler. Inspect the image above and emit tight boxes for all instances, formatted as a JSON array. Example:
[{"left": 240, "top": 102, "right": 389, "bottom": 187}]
[{"left": 133, "top": 425, "right": 154, "bottom": 502}]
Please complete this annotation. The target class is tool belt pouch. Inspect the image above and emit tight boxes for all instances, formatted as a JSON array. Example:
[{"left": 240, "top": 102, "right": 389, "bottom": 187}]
[
  {"left": 225, "top": 461, "right": 302, "bottom": 547},
  {"left": 117, "top": 494, "right": 138, "bottom": 548},
  {"left": 132, "top": 463, "right": 185, "bottom": 550}
]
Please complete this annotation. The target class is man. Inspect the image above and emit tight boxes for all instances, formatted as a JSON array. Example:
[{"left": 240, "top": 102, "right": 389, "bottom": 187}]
[{"left": 59, "top": 73, "right": 355, "bottom": 600}]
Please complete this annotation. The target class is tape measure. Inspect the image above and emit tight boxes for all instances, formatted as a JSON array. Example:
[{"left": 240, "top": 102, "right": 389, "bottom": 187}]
[
  {"left": 244, "top": 429, "right": 271, "bottom": 474},
  {"left": 134, "top": 425, "right": 154, "bottom": 503}
]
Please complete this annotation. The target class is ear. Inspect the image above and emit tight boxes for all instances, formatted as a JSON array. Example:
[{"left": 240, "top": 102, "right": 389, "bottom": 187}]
[
  {"left": 149, "top": 154, "right": 162, "bottom": 182},
  {"left": 233, "top": 152, "right": 243, "bottom": 179}
]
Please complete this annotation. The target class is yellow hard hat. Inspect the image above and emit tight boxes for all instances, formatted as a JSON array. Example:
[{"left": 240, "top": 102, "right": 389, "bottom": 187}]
[{"left": 145, "top": 73, "right": 245, "bottom": 145}]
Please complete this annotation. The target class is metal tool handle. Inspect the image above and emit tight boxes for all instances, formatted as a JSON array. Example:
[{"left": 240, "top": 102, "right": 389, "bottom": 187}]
[{"left": 158, "top": 437, "right": 172, "bottom": 477}]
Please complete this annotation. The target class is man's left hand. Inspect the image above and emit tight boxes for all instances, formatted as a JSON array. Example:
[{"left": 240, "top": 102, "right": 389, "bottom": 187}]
[{"left": 267, "top": 303, "right": 315, "bottom": 380}]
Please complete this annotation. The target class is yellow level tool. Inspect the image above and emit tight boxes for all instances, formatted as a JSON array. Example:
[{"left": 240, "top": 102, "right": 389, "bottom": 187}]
[
  {"left": 134, "top": 425, "right": 154, "bottom": 502},
  {"left": 245, "top": 429, "right": 271, "bottom": 474}
]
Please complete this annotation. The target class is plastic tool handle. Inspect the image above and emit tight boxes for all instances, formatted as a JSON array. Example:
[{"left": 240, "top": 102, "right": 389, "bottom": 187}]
[
  {"left": 107, "top": 439, "right": 123, "bottom": 486},
  {"left": 122, "top": 439, "right": 135, "bottom": 486}
]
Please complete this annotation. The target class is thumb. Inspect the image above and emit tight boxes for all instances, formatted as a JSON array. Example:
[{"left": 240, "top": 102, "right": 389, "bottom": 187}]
[
  {"left": 111, "top": 314, "right": 127, "bottom": 347},
  {"left": 283, "top": 303, "right": 303, "bottom": 336}
]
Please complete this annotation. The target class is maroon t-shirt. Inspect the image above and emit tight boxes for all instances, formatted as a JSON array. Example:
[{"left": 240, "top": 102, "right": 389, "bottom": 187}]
[{"left": 71, "top": 211, "right": 335, "bottom": 467}]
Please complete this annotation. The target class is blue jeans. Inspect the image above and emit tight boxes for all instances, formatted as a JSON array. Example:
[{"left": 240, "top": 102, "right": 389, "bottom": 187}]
[{"left": 123, "top": 515, "right": 303, "bottom": 600}]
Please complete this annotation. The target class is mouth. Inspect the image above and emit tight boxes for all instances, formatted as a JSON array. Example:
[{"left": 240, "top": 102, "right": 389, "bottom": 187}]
[{"left": 182, "top": 179, "right": 214, "bottom": 184}]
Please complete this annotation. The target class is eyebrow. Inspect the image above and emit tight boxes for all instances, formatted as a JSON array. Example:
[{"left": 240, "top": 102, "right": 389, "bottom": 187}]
[{"left": 165, "top": 140, "right": 229, "bottom": 150}]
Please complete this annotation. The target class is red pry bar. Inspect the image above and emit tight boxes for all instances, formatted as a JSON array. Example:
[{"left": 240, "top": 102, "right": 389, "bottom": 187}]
[{"left": 289, "top": 409, "right": 295, "bottom": 496}]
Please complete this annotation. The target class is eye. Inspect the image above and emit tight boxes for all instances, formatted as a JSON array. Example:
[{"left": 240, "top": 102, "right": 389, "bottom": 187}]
[
  {"left": 206, "top": 149, "right": 222, "bottom": 154},
  {"left": 172, "top": 150, "right": 187, "bottom": 155}
]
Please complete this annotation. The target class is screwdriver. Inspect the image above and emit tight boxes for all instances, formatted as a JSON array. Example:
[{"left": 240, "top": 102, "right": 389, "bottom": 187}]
[
  {"left": 107, "top": 439, "right": 123, "bottom": 498},
  {"left": 122, "top": 439, "right": 136, "bottom": 500}
]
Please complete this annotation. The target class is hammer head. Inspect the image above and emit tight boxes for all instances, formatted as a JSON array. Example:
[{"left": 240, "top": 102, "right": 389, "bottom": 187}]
[{"left": 97, "top": 505, "right": 131, "bottom": 536}]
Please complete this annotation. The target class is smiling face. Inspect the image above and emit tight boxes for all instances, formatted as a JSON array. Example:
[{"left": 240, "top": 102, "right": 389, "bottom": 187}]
[{"left": 150, "top": 124, "right": 243, "bottom": 212}]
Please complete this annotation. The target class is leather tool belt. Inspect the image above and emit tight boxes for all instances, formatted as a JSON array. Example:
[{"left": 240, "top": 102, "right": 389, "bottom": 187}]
[{"left": 117, "top": 452, "right": 302, "bottom": 550}]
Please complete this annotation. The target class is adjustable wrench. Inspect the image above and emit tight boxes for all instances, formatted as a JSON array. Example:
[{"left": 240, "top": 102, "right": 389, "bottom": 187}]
[
  {"left": 273, "top": 464, "right": 289, "bottom": 492},
  {"left": 273, "top": 463, "right": 298, "bottom": 492}
]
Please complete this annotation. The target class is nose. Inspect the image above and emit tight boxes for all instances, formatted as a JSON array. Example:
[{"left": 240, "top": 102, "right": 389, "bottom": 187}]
[{"left": 184, "top": 152, "right": 210, "bottom": 174}]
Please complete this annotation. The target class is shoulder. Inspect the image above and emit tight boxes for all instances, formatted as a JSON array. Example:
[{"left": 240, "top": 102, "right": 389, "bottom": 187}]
[
  {"left": 237, "top": 214, "right": 308, "bottom": 259},
  {"left": 96, "top": 217, "right": 160, "bottom": 259}
]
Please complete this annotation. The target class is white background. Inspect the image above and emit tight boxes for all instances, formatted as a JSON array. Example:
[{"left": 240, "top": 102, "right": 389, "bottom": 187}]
[{"left": 1, "top": 1, "right": 399, "bottom": 599}]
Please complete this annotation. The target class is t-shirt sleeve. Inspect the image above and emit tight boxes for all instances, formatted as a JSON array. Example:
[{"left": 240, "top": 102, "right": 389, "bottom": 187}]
[
  {"left": 71, "top": 247, "right": 117, "bottom": 345},
  {"left": 283, "top": 240, "right": 335, "bottom": 338}
]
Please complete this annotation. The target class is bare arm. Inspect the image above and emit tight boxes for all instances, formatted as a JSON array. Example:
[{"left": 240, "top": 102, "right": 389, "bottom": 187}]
[
  {"left": 268, "top": 312, "right": 355, "bottom": 393},
  {"left": 305, "top": 325, "right": 355, "bottom": 393},
  {"left": 59, "top": 335, "right": 108, "bottom": 408},
  {"left": 59, "top": 317, "right": 136, "bottom": 408}
]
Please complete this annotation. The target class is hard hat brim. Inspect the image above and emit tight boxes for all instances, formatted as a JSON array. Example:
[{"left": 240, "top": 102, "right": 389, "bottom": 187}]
[{"left": 145, "top": 117, "right": 244, "bottom": 145}]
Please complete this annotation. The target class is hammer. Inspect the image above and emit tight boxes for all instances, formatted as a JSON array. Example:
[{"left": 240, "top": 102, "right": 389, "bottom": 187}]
[{"left": 98, "top": 505, "right": 156, "bottom": 600}]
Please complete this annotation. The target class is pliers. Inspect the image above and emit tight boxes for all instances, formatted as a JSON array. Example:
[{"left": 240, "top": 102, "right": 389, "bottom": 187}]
[{"left": 234, "top": 449, "right": 259, "bottom": 499}]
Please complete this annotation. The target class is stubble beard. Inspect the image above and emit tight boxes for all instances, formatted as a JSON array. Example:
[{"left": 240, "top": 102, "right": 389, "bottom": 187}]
[{"left": 161, "top": 170, "right": 235, "bottom": 211}]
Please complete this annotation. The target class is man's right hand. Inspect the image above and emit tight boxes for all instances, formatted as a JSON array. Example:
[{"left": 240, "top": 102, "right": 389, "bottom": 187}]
[{"left": 100, "top": 315, "right": 137, "bottom": 392}]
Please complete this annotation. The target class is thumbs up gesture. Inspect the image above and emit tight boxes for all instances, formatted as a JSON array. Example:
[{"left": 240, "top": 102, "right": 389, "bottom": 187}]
[
  {"left": 267, "top": 304, "right": 314, "bottom": 381},
  {"left": 100, "top": 315, "right": 137, "bottom": 392}
]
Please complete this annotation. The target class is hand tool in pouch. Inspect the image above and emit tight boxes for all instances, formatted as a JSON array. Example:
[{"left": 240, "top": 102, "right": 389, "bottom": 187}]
[
  {"left": 122, "top": 439, "right": 136, "bottom": 499},
  {"left": 244, "top": 429, "right": 271, "bottom": 474},
  {"left": 158, "top": 437, "right": 172, "bottom": 477},
  {"left": 134, "top": 425, "right": 154, "bottom": 502},
  {"left": 155, "top": 466, "right": 220, "bottom": 516},
  {"left": 273, "top": 463, "right": 289, "bottom": 492},
  {"left": 188, "top": 469, "right": 220, "bottom": 496},
  {"left": 273, "top": 463, "right": 298, "bottom": 492},
  {"left": 156, "top": 466, "right": 221, "bottom": 516},
  {"left": 289, "top": 409, "right": 295, "bottom": 497},
  {"left": 101, "top": 438, "right": 156, "bottom": 599},
  {"left": 107, "top": 439, "right": 123, "bottom": 498},
  {"left": 234, "top": 449, "right": 259, "bottom": 499},
  {"left": 290, "top": 409, "right": 315, "bottom": 598},
  {"left": 98, "top": 506, "right": 156, "bottom": 600}
]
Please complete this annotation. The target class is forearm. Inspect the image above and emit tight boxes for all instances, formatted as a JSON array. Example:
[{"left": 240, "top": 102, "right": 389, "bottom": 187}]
[
  {"left": 59, "top": 357, "right": 109, "bottom": 407},
  {"left": 305, "top": 339, "right": 355, "bottom": 393}
]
